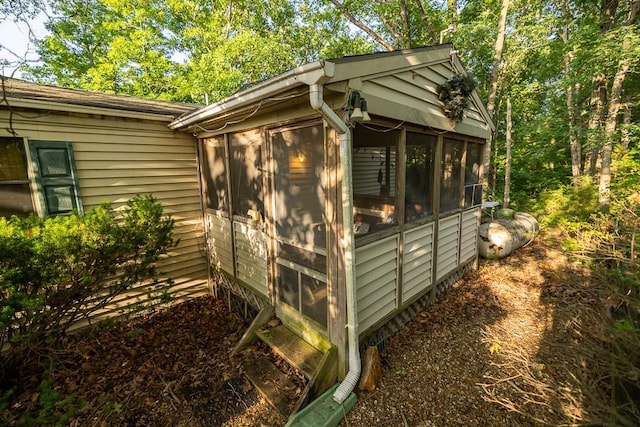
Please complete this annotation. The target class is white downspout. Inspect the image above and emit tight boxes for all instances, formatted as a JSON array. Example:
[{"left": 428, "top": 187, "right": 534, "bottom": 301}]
[{"left": 309, "top": 84, "right": 360, "bottom": 404}]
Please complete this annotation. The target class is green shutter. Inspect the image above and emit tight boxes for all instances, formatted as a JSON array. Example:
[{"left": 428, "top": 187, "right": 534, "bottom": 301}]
[{"left": 30, "top": 141, "right": 83, "bottom": 217}]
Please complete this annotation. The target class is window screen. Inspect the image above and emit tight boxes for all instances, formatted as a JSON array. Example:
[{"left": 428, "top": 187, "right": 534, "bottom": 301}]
[
  {"left": 200, "top": 137, "right": 229, "bottom": 211},
  {"left": 464, "top": 142, "right": 483, "bottom": 208},
  {"left": 272, "top": 124, "right": 325, "bottom": 248},
  {"left": 440, "top": 138, "right": 464, "bottom": 212},
  {"left": 0, "top": 137, "right": 34, "bottom": 217},
  {"left": 271, "top": 123, "right": 328, "bottom": 327},
  {"left": 229, "top": 131, "right": 264, "bottom": 217},
  {"left": 352, "top": 125, "right": 399, "bottom": 233},
  {"left": 405, "top": 132, "right": 436, "bottom": 221}
]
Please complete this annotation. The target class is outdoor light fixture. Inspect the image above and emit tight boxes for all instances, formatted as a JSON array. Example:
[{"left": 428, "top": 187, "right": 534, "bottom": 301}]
[{"left": 349, "top": 91, "right": 371, "bottom": 122}]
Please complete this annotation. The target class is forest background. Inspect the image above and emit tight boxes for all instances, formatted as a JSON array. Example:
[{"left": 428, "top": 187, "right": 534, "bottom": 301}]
[
  {"left": 0, "top": 0, "right": 638, "bottom": 422},
  {"left": 2, "top": 0, "right": 638, "bottom": 218}
]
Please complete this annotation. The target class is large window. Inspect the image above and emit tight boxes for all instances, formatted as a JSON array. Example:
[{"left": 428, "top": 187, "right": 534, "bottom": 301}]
[
  {"left": 464, "top": 142, "right": 483, "bottom": 208},
  {"left": 200, "top": 136, "right": 229, "bottom": 212},
  {"left": 405, "top": 132, "right": 435, "bottom": 221},
  {"left": 352, "top": 125, "right": 399, "bottom": 235},
  {"left": 0, "top": 137, "right": 34, "bottom": 217},
  {"left": 440, "top": 138, "right": 464, "bottom": 212}
]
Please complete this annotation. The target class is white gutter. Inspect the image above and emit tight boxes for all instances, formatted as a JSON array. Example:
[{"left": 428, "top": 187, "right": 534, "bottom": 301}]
[
  {"left": 309, "top": 84, "right": 360, "bottom": 404},
  {"left": 170, "top": 61, "right": 330, "bottom": 130}
]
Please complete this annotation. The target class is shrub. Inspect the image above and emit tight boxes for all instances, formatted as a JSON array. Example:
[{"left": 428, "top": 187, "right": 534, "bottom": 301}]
[{"left": 0, "top": 195, "right": 177, "bottom": 380}]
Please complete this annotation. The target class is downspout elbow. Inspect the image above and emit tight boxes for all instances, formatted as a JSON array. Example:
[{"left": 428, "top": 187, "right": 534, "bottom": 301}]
[{"left": 309, "top": 84, "right": 348, "bottom": 134}]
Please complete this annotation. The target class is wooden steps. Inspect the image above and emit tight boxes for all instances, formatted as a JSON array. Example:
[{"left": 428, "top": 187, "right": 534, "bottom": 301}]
[
  {"left": 233, "top": 307, "right": 337, "bottom": 419},
  {"left": 256, "top": 325, "right": 323, "bottom": 379},
  {"left": 244, "top": 356, "right": 300, "bottom": 416}
]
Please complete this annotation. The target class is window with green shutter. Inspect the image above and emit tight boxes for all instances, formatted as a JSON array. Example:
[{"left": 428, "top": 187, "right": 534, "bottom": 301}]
[{"left": 29, "top": 141, "right": 82, "bottom": 217}]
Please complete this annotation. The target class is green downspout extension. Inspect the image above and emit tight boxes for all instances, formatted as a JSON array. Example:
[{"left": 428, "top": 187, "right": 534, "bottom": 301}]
[{"left": 285, "top": 384, "right": 358, "bottom": 427}]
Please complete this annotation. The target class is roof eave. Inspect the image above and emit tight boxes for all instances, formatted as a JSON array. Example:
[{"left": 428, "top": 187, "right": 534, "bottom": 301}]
[
  {"left": 4, "top": 98, "right": 180, "bottom": 122},
  {"left": 169, "top": 61, "right": 333, "bottom": 130}
]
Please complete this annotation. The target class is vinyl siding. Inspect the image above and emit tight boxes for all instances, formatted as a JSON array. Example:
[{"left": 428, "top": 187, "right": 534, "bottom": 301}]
[
  {"left": 352, "top": 146, "right": 397, "bottom": 196},
  {"left": 436, "top": 213, "right": 461, "bottom": 281},
  {"left": 205, "top": 211, "right": 234, "bottom": 274},
  {"left": 0, "top": 108, "right": 208, "bottom": 327},
  {"left": 233, "top": 220, "right": 268, "bottom": 296},
  {"left": 359, "top": 57, "right": 491, "bottom": 139},
  {"left": 460, "top": 208, "right": 480, "bottom": 264},
  {"left": 356, "top": 235, "right": 399, "bottom": 334},
  {"left": 402, "top": 222, "right": 435, "bottom": 304}
]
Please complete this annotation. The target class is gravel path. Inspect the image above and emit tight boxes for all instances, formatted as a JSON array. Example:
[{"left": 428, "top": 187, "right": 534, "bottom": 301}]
[{"left": 342, "top": 237, "right": 570, "bottom": 427}]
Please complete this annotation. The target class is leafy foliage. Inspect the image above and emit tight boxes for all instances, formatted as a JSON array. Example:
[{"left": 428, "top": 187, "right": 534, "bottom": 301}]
[{"left": 0, "top": 195, "right": 177, "bottom": 381}]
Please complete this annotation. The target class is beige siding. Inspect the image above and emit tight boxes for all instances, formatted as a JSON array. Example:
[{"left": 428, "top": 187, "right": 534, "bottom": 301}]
[
  {"left": 233, "top": 219, "right": 268, "bottom": 296},
  {"left": 359, "top": 58, "right": 492, "bottom": 139},
  {"left": 402, "top": 222, "right": 435, "bottom": 304},
  {"left": 460, "top": 208, "right": 480, "bottom": 264},
  {"left": 352, "top": 146, "right": 397, "bottom": 196},
  {"left": 0, "top": 109, "right": 208, "bottom": 326},
  {"left": 436, "top": 214, "right": 461, "bottom": 281},
  {"left": 356, "top": 235, "right": 399, "bottom": 334},
  {"left": 205, "top": 210, "right": 234, "bottom": 274}
]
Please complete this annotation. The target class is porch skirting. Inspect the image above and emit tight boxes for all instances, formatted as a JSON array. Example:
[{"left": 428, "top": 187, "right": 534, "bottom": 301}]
[{"left": 359, "top": 260, "right": 475, "bottom": 352}]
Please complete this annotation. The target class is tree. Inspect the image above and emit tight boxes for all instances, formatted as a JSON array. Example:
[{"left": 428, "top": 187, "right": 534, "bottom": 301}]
[
  {"left": 482, "top": 0, "right": 510, "bottom": 189},
  {"left": 597, "top": 0, "right": 639, "bottom": 211},
  {"left": 561, "top": 0, "right": 582, "bottom": 183},
  {"left": 14, "top": 0, "right": 371, "bottom": 102},
  {"left": 504, "top": 98, "right": 512, "bottom": 208}
]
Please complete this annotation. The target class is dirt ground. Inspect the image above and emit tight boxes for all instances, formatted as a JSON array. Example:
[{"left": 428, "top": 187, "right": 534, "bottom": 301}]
[{"left": 3, "top": 231, "right": 618, "bottom": 426}]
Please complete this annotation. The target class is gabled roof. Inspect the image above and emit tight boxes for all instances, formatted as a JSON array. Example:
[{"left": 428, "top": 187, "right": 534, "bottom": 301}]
[
  {"left": 0, "top": 77, "right": 198, "bottom": 121},
  {"left": 170, "top": 44, "right": 495, "bottom": 139}
]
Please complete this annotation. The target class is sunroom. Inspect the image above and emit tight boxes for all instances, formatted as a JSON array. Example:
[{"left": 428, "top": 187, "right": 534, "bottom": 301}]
[{"left": 170, "top": 44, "right": 494, "bottom": 412}]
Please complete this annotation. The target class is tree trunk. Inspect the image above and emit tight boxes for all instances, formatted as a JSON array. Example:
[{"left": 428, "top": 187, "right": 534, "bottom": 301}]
[
  {"left": 621, "top": 100, "right": 632, "bottom": 150},
  {"left": 584, "top": 0, "right": 620, "bottom": 178},
  {"left": 447, "top": 0, "right": 458, "bottom": 27},
  {"left": 562, "top": 0, "right": 581, "bottom": 183},
  {"left": 598, "top": 2, "right": 637, "bottom": 211},
  {"left": 585, "top": 77, "right": 607, "bottom": 177},
  {"left": 504, "top": 99, "right": 512, "bottom": 209},
  {"left": 482, "top": 0, "right": 510, "bottom": 189},
  {"left": 598, "top": 65, "right": 628, "bottom": 212},
  {"left": 400, "top": 0, "right": 411, "bottom": 48}
]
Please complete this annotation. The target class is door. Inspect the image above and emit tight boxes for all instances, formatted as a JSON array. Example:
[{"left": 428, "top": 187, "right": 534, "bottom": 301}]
[{"left": 270, "top": 122, "right": 328, "bottom": 329}]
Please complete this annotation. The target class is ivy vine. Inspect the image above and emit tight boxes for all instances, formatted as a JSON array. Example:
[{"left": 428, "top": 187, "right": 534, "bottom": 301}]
[{"left": 436, "top": 73, "right": 478, "bottom": 122}]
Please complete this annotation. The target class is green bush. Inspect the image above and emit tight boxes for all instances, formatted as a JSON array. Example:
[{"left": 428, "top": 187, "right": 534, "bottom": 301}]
[{"left": 0, "top": 195, "right": 177, "bottom": 379}]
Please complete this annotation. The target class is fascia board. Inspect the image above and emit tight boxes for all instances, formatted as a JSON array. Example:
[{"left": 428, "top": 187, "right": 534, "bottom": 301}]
[
  {"left": 169, "top": 61, "right": 331, "bottom": 130},
  {"left": 3, "top": 98, "right": 178, "bottom": 122}
]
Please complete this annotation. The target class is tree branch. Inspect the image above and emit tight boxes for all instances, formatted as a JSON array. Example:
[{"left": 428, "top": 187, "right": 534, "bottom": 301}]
[
  {"left": 327, "top": 0, "right": 394, "bottom": 51},
  {"left": 413, "top": 0, "right": 438, "bottom": 44}
]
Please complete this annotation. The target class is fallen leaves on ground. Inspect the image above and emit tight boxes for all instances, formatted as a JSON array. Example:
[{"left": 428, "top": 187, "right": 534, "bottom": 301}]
[{"left": 4, "top": 231, "right": 629, "bottom": 427}]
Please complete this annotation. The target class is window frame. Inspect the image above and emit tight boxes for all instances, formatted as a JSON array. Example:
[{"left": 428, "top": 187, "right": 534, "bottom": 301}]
[{"left": 0, "top": 136, "right": 36, "bottom": 217}]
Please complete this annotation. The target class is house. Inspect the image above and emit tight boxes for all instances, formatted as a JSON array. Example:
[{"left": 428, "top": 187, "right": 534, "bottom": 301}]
[
  {"left": 169, "top": 44, "right": 495, "bottom": 412},
  {"left": 0, "top": 77, "right": 209, "bottom": 325}
]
